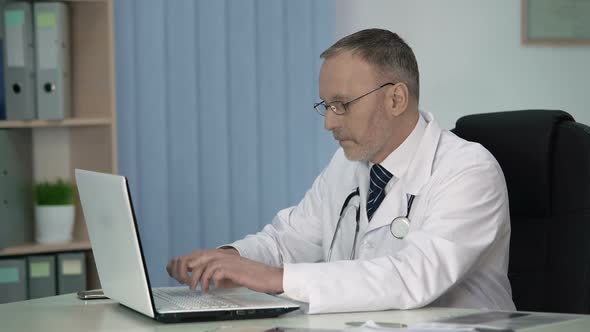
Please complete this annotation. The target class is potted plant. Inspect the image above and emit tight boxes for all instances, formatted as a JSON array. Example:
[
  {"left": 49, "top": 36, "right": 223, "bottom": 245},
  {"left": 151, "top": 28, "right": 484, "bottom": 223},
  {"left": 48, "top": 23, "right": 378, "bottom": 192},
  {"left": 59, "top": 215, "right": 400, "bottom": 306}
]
[{"left": 34, "top": 179, "right": 75, "bottom": 244}]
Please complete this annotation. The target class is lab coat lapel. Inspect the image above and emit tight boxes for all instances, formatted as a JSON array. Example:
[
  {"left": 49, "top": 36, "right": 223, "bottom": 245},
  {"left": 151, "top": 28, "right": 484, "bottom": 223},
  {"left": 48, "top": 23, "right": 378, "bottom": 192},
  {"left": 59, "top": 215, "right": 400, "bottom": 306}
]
[
  {"left": 366, "top": 112, "right": 442, "bottom": 233},
  {"left": 404, "top": 112, "right": 441, "bottom": 195},
  {"left": 356, "top": 162, "right": 370, "bottom": 227}
]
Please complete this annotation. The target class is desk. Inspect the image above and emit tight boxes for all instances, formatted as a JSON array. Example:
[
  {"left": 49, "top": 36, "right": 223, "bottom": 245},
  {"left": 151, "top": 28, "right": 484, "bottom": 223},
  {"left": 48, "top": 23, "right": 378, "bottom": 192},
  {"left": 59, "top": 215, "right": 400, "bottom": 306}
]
[{"left": 1, "top": 295, "right": 589, "bottom": 332}]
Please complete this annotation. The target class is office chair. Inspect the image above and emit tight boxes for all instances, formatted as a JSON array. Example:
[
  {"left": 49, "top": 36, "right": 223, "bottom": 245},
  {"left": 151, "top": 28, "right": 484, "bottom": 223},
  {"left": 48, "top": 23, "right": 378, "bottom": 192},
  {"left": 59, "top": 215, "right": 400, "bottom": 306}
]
[{"left": 452, "top": 110, "right": 590, "bottom": 314}]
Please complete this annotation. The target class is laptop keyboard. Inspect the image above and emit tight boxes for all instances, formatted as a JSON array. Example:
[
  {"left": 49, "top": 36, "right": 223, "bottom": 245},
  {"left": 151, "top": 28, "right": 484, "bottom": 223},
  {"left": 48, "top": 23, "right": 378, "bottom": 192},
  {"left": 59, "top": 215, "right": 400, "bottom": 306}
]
[{"left": 153, "top": 288, "right": 241, "bottom": 310}]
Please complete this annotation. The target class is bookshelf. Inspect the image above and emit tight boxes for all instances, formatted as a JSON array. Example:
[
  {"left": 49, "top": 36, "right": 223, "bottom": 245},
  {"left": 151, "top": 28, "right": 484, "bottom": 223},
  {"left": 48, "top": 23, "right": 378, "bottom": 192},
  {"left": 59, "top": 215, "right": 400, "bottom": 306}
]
[
  {"left": 0, "top": 241, "right": 91, "bottom": 257},
  {"left": 0, "top": 0, "right": 116, "bottom": 291},
  {"left": 0, "top": 117, "right": 112, "bottom": 128}
]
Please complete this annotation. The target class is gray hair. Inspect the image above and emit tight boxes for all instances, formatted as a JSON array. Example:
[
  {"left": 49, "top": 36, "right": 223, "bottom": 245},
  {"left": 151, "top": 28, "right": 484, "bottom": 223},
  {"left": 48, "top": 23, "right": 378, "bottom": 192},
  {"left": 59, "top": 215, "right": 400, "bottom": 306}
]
[{"left": 321, "top": 28, "right": 420, "bottom": 101}]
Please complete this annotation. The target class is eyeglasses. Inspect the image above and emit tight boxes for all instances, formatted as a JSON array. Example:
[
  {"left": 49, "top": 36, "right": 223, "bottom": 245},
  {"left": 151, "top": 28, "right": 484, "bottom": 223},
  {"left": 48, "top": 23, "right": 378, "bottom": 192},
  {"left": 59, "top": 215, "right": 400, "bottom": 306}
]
[{"left": 313, "top": 82, "right": 396, "bottom": 116}]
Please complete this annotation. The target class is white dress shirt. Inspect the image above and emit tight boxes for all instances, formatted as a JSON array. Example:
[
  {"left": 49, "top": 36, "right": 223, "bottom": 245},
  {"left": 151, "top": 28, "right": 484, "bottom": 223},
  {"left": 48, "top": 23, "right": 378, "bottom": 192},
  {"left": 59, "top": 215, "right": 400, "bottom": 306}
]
[{"left": 227, "top": 111, "right": 515, "bottom": 314}]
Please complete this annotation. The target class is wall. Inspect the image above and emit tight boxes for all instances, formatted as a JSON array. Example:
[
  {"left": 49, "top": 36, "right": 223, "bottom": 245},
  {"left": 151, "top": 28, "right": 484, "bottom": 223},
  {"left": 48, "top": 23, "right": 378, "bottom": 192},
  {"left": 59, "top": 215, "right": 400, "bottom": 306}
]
[
  {"left": 114, "top": 0, "right": 335, "bottom": 286},
  {"left": 336, "top": 0, "right": 590, "bottom": 129}
]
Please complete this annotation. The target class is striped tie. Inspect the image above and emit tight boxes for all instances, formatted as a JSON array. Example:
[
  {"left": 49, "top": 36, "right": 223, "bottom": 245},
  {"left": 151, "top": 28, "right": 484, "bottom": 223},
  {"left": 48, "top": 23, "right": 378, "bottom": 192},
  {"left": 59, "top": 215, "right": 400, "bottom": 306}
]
[{"left": 367, "top": 164, "right": 393, "bottom": 221}]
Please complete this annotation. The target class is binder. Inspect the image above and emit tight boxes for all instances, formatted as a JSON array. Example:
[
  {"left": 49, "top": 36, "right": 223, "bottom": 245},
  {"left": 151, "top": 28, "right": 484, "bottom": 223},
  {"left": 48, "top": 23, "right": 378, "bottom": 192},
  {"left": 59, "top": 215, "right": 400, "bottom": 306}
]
[
  {"left": 0, "top": 129, "right": 34, "bottom": 249},
  {"left": 27, "top": 255, "right": 56, "bottom": 299},
  {"left": 57, "top": 252, "right": 86, "bottom": 294},
  {"left": 34, "top": 2, "right": 70, "bottom": 120},
  {"left": 0, "top": 38, "right": 5, "bottom": 120},
  {"left": 0, "top": 258, "right": 27, "bottom": 303},
  {"left": 3, "top": 3, "right": 36, "bottom": 120}
]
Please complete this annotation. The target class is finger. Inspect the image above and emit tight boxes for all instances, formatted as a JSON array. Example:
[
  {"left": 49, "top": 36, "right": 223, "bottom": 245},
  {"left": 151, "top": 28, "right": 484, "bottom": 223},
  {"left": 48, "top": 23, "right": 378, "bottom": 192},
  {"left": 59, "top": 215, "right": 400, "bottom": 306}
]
[
  {"left": 186, "top": 250, "right": 220, "bottom": 269},
  {"left": 174, "top": 257, "right": 187, "bottom": 284},
  {"left": 189, "top": 263, "right": 205, "bottom": 290},
  {"left": 200, "top": 261, "right": 220, "bottom": 293},
  {"left": 178, "top": 257, "right": 191, "bottom": 284},
  {"left": 166, "top": 260, "right": 173, "bottom": 277},
  {"left": 186, "top": 254, "right": 213, "bottom": 290},
  {"left": 186, "top": 250, "right": 226, "bottom": 290},
  {"left": 169, "top": 258, "right": 180, "bottom": 281}
]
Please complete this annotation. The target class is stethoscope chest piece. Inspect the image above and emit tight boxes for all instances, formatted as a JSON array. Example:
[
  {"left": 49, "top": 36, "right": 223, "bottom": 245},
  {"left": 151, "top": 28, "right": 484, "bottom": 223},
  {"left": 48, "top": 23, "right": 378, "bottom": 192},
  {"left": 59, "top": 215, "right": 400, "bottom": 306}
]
[
  {"left": 390, "top": 216, "right": 410, "bottom": 239},
  {"left": 389, "top": 194, "right": 415, "bottom": 239}
]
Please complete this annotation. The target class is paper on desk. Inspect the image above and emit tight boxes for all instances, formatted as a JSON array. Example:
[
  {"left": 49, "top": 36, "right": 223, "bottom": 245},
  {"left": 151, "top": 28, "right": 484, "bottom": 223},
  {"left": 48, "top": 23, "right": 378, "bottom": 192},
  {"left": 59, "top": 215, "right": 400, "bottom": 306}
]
[
  {"left": 410, "top": 310, "right": 580, "bottom": 331},
  {"left": 345, "top": 320, "right": 476, "bottom": 331}
]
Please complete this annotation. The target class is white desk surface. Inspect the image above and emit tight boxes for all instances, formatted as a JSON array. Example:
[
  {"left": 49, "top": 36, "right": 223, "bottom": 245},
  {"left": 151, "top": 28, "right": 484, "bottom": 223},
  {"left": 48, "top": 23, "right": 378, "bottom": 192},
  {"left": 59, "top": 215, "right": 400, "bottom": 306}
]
[{"left": 1, "top": 294, "right": 590, "bottom": 332}]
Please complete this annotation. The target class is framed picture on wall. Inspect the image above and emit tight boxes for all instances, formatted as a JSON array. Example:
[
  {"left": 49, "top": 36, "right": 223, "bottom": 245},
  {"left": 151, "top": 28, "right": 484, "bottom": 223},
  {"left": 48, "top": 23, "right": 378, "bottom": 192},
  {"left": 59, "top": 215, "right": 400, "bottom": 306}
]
[{"left": 522, "top": 0, "right": 590, "bottom": 45}]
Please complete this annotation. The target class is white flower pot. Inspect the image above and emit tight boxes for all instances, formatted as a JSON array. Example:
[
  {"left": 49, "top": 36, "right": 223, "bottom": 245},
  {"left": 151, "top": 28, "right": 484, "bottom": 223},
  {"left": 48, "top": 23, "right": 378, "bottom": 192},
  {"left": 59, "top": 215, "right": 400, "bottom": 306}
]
[{"left": 35, "top": 205, "right": 75, "bottom": 244}]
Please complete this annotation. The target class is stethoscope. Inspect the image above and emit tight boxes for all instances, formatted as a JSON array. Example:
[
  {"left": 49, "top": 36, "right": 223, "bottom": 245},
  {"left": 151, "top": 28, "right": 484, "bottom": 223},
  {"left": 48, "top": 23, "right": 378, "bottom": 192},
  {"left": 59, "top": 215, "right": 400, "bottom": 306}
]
[{"left": 327, "top": 187, "right": 416, "bottom": 262}]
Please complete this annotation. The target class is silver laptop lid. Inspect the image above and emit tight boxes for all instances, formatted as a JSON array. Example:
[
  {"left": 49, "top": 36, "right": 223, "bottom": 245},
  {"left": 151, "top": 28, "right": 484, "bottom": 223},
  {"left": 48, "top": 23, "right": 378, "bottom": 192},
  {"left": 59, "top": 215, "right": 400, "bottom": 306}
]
[{"left": 76, "top": 169, "right": 155, "bottom": 318}]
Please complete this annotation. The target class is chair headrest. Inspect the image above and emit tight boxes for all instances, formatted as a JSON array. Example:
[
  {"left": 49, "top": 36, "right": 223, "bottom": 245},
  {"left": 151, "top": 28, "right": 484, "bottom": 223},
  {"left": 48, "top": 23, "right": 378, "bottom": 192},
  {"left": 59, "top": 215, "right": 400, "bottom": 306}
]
[
  {"left": 552, "top": 121, "right": 590, "bottom": 215},
  {"left": 454, "top": 110, "right": 574, "bottom": 217}
]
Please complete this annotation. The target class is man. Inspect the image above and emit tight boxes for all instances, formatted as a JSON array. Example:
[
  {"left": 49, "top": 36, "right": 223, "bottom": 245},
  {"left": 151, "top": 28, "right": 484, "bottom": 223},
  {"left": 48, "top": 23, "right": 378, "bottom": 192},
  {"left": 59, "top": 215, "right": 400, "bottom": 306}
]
[{"left": 167, "top": 29, "right": 515, "bottom": 314}]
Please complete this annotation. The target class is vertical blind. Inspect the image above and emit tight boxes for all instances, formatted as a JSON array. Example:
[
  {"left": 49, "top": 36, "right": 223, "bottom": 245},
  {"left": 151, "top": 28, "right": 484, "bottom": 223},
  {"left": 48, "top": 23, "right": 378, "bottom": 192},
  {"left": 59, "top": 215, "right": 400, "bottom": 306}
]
[{"left": 115, "top": 0, "right": 335, "bottom": 286}]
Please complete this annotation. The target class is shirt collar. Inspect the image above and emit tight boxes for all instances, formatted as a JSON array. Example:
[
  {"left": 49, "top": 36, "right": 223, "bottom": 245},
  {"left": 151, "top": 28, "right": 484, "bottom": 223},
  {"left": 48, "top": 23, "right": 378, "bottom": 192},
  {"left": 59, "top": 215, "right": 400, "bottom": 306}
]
[{"left": 371, "top": 112, "right": 427, "bottom": 179}]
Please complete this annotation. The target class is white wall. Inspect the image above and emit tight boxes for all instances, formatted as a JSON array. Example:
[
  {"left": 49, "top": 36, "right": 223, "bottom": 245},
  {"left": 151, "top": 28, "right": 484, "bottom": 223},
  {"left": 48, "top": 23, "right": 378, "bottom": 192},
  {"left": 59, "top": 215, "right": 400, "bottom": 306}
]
[{"left": 336, "top": 0, "right": 590, "bottom": 129}]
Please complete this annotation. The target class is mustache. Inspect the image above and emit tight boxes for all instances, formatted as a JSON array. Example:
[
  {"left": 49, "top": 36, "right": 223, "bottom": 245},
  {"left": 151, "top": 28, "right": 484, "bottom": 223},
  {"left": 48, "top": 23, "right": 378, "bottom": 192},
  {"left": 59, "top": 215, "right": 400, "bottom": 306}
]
[{"left": 332, "top": 130, "right": 353, "bottom": 141}]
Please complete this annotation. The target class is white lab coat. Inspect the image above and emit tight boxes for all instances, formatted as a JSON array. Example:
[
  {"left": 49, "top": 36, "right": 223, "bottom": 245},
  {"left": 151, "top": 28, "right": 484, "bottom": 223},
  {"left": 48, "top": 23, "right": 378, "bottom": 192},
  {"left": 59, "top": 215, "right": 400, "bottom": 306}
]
[{"left": 229, "top": 112, "right": 515, "bottom": 314}]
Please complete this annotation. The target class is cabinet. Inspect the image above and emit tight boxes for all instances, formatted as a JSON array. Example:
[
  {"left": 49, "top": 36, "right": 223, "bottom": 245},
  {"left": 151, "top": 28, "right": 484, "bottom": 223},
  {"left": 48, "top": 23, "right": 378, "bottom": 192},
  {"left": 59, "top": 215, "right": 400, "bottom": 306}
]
[{"left": 0, "top": 0, "right": 116, "bottom": 292}]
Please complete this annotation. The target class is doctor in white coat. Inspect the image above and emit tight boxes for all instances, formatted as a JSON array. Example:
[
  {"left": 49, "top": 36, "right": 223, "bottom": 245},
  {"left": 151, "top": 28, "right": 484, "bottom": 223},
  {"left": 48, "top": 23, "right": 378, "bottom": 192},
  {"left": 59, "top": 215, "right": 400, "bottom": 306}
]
[{"left": 167, "top": 29, "right": 515, "bottom": 314}]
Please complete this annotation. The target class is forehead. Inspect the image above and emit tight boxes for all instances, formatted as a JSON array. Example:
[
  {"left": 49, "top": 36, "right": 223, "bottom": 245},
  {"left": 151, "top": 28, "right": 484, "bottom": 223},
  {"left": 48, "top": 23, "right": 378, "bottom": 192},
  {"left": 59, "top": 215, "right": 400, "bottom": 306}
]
[{"left": 319, "top": 51, "right": 378, "bottom": 100}]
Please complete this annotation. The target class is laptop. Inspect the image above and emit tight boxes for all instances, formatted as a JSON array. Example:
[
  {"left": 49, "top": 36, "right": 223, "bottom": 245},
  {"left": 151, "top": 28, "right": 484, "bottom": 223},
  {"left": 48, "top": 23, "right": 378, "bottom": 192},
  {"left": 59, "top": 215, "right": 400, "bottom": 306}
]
[{"left": 75, "top": 169, "right": 299, "bottom": 323}]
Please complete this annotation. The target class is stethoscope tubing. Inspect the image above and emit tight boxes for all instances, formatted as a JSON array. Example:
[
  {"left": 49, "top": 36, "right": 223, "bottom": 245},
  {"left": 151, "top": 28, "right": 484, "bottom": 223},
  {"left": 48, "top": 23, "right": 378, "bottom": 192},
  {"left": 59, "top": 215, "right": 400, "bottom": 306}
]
[
  {"left": 328, "top": 187, "right": 416, "bottom": 261},
  {"left": 328, "top": 188, "right": 360, "bottom": 262}
]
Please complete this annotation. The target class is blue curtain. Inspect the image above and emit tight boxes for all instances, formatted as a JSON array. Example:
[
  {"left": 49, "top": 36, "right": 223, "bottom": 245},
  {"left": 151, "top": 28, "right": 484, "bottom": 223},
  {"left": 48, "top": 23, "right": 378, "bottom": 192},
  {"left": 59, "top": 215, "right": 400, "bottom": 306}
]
[{"left": 115, "top": 0, "right": 335, "bottom": 286}]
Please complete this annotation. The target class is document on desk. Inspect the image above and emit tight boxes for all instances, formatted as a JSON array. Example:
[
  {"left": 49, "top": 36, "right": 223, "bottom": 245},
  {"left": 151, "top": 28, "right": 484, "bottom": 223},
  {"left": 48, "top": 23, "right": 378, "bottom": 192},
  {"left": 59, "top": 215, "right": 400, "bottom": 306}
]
[
  {"left": 209, "top": 312, "right": 582, "bottom": 332},
  {"left": 344, "top": 320, "right": 473, "bottom": 331},
  {"left": 410, "top": 310, "right": 580, "bottom": 331},
  {"left": 209, "top": 324, "right": 468, "bottom": 332}
]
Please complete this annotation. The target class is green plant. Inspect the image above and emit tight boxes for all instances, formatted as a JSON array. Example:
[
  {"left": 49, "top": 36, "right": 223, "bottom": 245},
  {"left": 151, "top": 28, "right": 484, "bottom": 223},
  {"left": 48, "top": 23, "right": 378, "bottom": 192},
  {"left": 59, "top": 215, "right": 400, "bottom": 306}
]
[{"left": 35, "top": 179, "right": 74, "bottom": 206}]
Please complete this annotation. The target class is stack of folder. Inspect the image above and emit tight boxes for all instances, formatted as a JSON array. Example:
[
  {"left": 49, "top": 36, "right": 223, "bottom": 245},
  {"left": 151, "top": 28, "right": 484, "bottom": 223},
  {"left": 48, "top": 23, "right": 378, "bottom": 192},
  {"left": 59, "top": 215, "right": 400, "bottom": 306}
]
[
  {"left": 0, "top": 129, "right": 33, "bottom": 249},
  {"left": 2, "top": 2, "right": 70, "bottom": 120},
  {"left": 0, "top": 38, "right": 5, "bottom": 120},
  {"left": 0, "top": 252, "right": 87, "bottom": 303},
  {"left": 0, "top": 0, "right": 73, "bottom": 261},
  {"left": 0, "top": 2, "right": 89, "bottom": 304}
]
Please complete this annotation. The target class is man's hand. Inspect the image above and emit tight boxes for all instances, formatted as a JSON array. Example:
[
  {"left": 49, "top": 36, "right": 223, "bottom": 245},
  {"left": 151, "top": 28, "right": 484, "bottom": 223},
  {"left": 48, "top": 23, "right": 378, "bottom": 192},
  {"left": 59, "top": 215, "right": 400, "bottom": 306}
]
[
  {"left": 166, "top": 248, "right": 284, "bottom": 294},
  {"left": 166, "top": 248, "right": 239, "bottom": 286}
]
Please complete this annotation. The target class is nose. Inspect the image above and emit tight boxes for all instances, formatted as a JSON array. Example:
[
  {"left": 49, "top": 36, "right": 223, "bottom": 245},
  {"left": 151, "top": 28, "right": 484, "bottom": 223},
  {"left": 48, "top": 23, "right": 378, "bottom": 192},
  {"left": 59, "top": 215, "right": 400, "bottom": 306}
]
[{"left": 324, "top": 109, "right": 341, "bottom": 131}]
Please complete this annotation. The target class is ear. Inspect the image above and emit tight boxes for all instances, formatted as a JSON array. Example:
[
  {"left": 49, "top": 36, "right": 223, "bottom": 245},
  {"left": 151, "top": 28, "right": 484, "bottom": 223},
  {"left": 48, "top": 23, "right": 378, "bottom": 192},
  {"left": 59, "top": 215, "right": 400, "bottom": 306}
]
[{"left": 385, "top": 83, "right": 409, "bottom": 117}]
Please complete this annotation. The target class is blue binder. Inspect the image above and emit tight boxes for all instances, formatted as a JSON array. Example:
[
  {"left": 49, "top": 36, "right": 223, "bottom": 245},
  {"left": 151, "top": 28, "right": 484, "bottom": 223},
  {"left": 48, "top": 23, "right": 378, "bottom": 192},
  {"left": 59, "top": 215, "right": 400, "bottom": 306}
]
[{"left": 0, "top": 258, "right": 27, "bottom": 303}]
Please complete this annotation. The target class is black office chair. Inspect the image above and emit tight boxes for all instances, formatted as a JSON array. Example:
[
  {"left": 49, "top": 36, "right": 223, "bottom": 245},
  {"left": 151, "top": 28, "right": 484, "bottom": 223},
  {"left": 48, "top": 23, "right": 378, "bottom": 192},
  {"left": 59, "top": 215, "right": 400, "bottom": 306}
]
[{"left": 452, "top": 110, "right": 590, "bottom": 313}]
